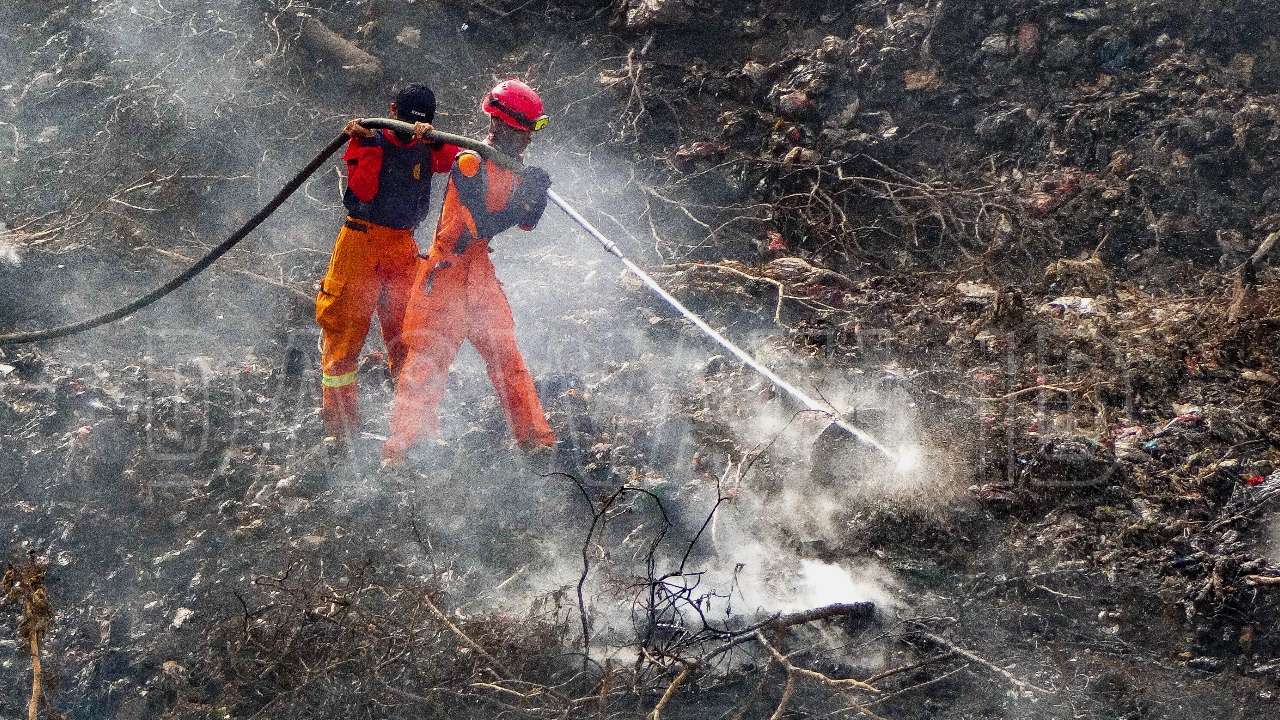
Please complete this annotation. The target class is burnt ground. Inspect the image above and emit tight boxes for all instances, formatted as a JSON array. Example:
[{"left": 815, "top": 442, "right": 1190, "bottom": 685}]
[{"left": 2, "top": 1, "right": 1280, "bottom": 718}]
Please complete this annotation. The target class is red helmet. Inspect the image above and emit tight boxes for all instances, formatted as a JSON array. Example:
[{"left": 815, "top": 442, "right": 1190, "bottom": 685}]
[{"left": 483, "top": 79, "right": 548, "bottom": 132}]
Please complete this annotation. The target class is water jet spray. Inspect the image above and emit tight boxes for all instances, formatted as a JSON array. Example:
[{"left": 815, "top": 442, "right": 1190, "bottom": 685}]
[{"left": 548, "top": 191, "right": 901, "bottom": 466}]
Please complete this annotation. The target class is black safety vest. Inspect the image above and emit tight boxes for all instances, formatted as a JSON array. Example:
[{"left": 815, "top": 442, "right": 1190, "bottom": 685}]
[{"left": 342, "top": 131, "right": 442, "bottom": 230}]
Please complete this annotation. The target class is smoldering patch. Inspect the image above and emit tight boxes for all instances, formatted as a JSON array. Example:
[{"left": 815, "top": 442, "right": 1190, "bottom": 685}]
[{"left": 0, "top": 230, "right": 20, "bottom": 266}]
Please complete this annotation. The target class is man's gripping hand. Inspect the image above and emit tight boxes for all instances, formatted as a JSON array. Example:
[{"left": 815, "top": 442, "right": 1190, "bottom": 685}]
[{"left": 344, "top": 119, "right": 376, "bottom": 139}]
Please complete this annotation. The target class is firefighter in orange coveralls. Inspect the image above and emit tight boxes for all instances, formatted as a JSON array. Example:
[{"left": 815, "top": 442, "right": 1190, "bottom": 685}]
[
  {"left": 382, "top": 80, "right": 555, "bottom": 465},
  {"left": 317, "top": 84, "right": 461, "bottom": 443}
]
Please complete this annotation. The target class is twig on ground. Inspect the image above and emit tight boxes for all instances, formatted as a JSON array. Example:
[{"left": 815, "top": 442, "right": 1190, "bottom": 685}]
[
  {"left": 755, "top": 632, "right": 879, "bottom": 694},
  {"left": 140, "top": 245, "right": 312, "bottom": 305},
  {"left": 915, "top": 631, "right": 1049, "bottom": 696},
  {"left": 421, "top": 593, "right": 515, "bottom": 682},
  {"left": 698, "top": 603, "right": 877, "bottom": 666},
  {"left": 1245, "top": 575, "right": 1280, "bottom": 586},
  {"left": 755, "top": 632, "right": 880, "bottom": 720},
  {"left": 861, "top": 663, "right": 971, "bottom": 710},
  {"left": 3, "top": 556, "right": 52, "bottom": 720},
  {"left": 975, "top": 384, "right": 1081, "bottom": 402},
  {"left": 649, "top": 663, "right": 692, "bottom": 720}
]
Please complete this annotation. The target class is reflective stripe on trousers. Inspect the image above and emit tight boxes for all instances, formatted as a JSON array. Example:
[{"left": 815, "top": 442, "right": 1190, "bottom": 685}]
[{"left": 321, "top": 370, "right": 358, "bottom": 388}]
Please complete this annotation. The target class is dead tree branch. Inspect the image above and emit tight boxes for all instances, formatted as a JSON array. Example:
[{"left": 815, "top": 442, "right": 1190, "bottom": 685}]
[
  {"left": 3, "top": 555, "right": 52, "bottom": 720},
  {"left": 291, "top": 13, "right": 381, "bottom": 84}
]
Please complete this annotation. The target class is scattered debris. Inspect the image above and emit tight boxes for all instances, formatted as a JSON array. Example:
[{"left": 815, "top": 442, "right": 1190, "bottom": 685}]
[
  {"left": 170, "top": 607, "right": 195, "bottom": 630},
  {"left": 293, "top": 13, "right": 382, "bottom": 84},
  {"left": 777, "top": 90, "right": 815, "bottom": 118},
  {"left": 394, "top": 26, "right": 422, "bottom": 48},
  {"left": 1026, "top": 169, "right": 1088, "bottom": 217},
  {"left": 621, "top": 0, "right": 692, "bottom": 31},
  {"left": 904, "top": 68, "right": 940, "bottom": 91},
  {"left": 1045, "top": 295, "right": 1096, "bottom": 315}
]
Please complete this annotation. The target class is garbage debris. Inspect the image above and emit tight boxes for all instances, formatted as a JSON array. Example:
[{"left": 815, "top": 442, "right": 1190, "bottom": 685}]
[{"left": 1045, "top": 295, "right": 1096, "bottom": 315}]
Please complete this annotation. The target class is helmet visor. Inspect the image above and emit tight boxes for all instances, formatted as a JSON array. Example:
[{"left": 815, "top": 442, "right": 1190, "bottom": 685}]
[{"left": 487, "top": 95, "right": 549, "bottom": 132}]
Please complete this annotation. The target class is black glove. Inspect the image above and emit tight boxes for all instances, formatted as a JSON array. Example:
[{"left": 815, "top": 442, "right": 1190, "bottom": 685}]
[
  {"left": 519, "top": 191, "right": 549, "bottom": 229},
  {"left": 515, "top": 166, "right": 551, "bottom": 228},
  {"left": 521, "top": 166, "right": 551, "bottom": 194}
]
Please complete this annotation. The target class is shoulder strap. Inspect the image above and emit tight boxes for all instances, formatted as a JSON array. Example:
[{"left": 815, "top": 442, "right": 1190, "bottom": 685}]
[{"left": 451, "top": 152, "right": 490, "bottom": 226}]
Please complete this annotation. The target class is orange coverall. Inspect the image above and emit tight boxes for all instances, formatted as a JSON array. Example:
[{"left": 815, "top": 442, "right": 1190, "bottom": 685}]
[
  {"left": 317, "top": 131, "right": 458, "bottom": 439},
  {"left": 385, "top": 151, "right": 555, "bottom": 456},
  {"left": 316, "top": 220, "right": 416, "bottom": 437}
]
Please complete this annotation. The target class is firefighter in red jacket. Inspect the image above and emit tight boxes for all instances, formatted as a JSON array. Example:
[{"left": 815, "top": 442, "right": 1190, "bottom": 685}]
[
  {"left": 383, "top": 80, "right": 554, "bottom": 464},
  {"left": 317, "top": 84, "right": 460, "bottom": 443}
]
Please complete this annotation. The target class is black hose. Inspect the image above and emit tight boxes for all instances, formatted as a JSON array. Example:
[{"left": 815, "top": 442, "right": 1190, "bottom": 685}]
[
  {"left": 0, "top": 117, "right": 899, "bottom": 459},
  {"left": 0, "top": 119, "right": 510, "bottom": 346}
]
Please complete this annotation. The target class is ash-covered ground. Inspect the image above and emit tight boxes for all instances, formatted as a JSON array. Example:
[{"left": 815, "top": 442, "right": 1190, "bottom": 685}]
[{"left": 2, "top": 1, "right": 1279, "bottom": 718}]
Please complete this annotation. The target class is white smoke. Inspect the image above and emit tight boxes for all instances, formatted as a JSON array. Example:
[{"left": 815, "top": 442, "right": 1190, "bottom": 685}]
[
  {"left": 0, "top": 226, "right": 20, "bottom": 266},
  {"left": 781, "top": 559, "right": 894, "bottom": 612}
]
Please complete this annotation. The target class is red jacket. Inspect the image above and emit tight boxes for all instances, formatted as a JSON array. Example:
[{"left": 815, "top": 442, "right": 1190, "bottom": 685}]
[{"left": 342, "top": 129, "right": 459, "bottom": 230}]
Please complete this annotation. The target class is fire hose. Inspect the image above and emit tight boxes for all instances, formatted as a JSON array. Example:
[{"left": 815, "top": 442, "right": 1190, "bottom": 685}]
[{"left": 0, "top": 118, "right": 896, "bottom": 459}]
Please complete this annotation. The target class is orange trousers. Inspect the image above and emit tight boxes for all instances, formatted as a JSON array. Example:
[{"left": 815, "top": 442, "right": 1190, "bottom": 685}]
[
  {"left": 316, "top": 218, "right": 418, "bottom": 439},
  {"left": 385, "top": 241, "right": 554, "bottom": 456}
]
